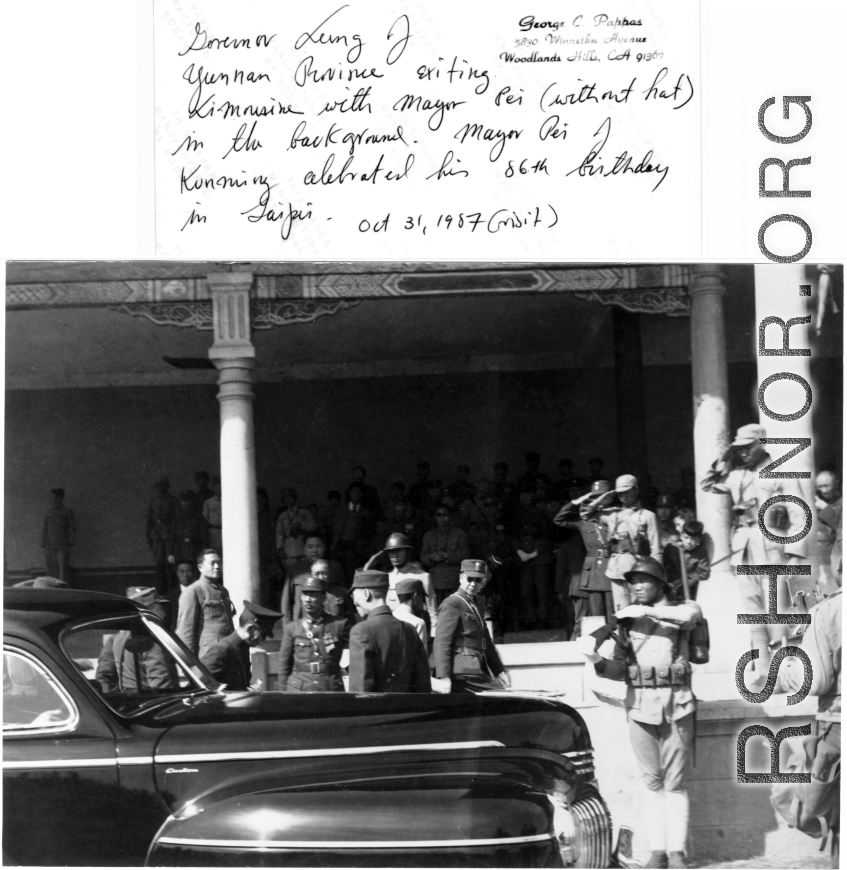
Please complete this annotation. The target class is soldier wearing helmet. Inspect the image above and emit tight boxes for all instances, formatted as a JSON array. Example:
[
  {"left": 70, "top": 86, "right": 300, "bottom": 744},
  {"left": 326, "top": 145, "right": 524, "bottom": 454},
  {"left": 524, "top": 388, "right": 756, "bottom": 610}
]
[
  {"left": 363, "top": 532, "right": 438, "bottom": 637},
  {"left": 578, "top": 557, "right": 701, "bottom": 868}
]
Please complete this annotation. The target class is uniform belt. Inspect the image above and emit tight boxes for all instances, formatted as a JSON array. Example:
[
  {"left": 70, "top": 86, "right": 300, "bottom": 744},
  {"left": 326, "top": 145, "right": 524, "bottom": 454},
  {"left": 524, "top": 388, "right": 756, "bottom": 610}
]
[
  {"left": 625, "top": 663, "right": 691, "bottom": 688},
  {"left": 295, "top": 662, "right": 339, "bottom": 675}
]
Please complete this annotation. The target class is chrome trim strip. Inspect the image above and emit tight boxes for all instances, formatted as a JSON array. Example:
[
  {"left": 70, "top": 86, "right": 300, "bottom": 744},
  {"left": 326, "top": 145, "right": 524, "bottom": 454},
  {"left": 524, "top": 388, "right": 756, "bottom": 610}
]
[
  {"left": 2, "top": 755, "right": 154, "bottom": 770},
  {"left": 156, "top": 833, "right": 555, "bottom": 850},
  {"left": 3, "top": 758, "right": 117, "bottom": 770},
  {"left": 156, "top": 740, "right": 505, "bottom": 764}
]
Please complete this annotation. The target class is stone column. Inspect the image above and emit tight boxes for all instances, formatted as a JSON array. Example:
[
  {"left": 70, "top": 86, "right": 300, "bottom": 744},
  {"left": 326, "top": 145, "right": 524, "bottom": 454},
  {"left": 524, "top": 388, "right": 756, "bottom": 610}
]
[
  {"left": 689, "top": 265, "right": 732, "bottom": 566},
  {"left": 207, "top": 271, "right": 259, "bottom": 613}
]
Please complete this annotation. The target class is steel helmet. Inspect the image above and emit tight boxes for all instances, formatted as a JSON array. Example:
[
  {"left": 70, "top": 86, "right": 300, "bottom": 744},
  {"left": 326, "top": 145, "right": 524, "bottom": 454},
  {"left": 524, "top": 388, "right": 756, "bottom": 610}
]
[
  {"left": 385, "top": 532, "right": 413, "bottom": 550},
  {"left": 623, "top": 557, "right": 668, "bottom": 586}
]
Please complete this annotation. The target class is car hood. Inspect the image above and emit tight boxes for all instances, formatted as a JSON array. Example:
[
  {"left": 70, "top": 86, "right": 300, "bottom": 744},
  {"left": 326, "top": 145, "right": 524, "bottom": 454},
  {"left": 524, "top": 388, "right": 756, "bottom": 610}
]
[{"left": 146, "top": 690, "right": 589, "bottom": 813}]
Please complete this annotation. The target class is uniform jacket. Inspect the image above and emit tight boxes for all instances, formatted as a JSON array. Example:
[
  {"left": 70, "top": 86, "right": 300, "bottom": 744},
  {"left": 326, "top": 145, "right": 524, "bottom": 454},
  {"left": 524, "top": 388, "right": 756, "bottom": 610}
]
[
  {"left": 280, "top": 558, "right": 350, "bottom": 624},
  {"left": 278, "top": 613, "right": 350, "bottom": 691},
  {"left": 176, "top": 579, "right": 236, "bottom": 660},
  {"left": 783, "top": 590, "right": 841, "bottom": 723},
  {"left": 147, "top": 493, "right": 179, "bottom": 542},
  {"left": 96, "top": 631, "right": 177, "bottom": 693},
  {"left": 348, "top": 606, "right": 431, "bottom": 693},
  {"left": 594, "top": 597, "right": 699, "bottom": 724},
  {"left": 421, "top": 526, "right": 470, "bottom": 590},
  {"left": 662, "top": 542, "right": 710, "bottom": 600},
  {"left": 712, "top": 455, "right": 808, "bottom": 564},
  {"left": 553, "top": 502, "right": 611, "bottom": 592},
  {"left": 201, "top": 631, "right": 251, "bottom": 691},
  {"left": 434, "top": 589, "right": 504, "bottom": 680},
  {"left": 42, "top": 505, "right": 76, "bottom": 549}
]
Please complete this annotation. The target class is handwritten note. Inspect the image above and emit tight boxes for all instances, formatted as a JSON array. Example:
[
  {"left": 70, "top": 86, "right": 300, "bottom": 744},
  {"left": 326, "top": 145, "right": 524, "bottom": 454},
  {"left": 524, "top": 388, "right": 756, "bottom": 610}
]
[{"left": 154, "top": 1, "right": 699, "bottom": 259}]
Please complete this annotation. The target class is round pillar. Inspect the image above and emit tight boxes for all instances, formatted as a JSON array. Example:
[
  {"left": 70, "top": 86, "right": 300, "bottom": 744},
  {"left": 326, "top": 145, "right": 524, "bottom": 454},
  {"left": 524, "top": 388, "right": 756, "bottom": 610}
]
[
  {"left": 689, "top": 264, "right": 732, "bottom": 566},
  {"left": 208, "top": 272, "right": 260, "bottom": 613}
]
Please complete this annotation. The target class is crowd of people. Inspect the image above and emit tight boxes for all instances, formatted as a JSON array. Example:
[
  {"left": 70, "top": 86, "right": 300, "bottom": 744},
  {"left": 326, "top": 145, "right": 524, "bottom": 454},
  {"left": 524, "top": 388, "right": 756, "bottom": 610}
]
[{"left": 144, "top": 456, "right": 716, "bottom": 640}]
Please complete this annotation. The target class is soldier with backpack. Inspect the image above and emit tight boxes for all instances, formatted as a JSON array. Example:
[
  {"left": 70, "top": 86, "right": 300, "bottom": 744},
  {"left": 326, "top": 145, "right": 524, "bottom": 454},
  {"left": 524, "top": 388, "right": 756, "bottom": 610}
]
[{"left": 578, "top": 556, "right": 702, "bottom": 869}]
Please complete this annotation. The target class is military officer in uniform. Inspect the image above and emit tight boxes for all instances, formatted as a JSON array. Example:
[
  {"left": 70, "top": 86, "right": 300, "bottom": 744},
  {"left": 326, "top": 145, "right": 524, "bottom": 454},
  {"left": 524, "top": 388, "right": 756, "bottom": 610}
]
[
  {"left": 554, "top": 480, "right": 616, "bottom": 624},
  {"left": 578, "top": 557, "right": 700, "bottom": 869},
  {"left": 202, "top": 601, "right": 283, "bottom": 691},
  {"left": 434, "top": 559, "right": 511, "bottom": 693},
  {"left": 347, "top": 570, "right": 432, "bottom": 693},
  {"left": 278, "top": 575, "right": 350, "bottom": 692}
]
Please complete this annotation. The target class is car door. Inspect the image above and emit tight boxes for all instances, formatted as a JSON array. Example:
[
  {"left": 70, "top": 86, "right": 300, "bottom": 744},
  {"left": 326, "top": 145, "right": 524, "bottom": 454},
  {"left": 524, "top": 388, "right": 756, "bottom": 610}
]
[{"left": 2, "top": 640, "right": 124, "bottom": 866}]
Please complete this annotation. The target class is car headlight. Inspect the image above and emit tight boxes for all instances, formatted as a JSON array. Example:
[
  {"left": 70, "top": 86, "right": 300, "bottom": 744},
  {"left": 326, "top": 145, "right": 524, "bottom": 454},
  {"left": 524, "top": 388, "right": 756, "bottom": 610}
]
[{"left": 549, "top": 791, "right": 612, "bottom": 868}]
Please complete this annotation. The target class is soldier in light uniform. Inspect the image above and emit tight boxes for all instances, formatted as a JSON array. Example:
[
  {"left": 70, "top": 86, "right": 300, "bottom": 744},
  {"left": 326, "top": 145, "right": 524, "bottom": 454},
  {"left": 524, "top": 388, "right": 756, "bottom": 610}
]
[
  {"left": 579, "top": 557, "right": 700, "bottom": 869},
  {"left": 364, "top": 533, "right": 438, "bottom": 637},
  {"left": 702, "top": 423, "right": 809, "bottom": 680},
  {"left": 278, "top": 575, "right": 350, "bottom": 692}
]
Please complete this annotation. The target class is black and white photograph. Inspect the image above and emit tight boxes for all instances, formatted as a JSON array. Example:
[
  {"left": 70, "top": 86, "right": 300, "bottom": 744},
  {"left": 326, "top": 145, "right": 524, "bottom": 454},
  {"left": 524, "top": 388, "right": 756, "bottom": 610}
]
[{"left": 2, "top": 260, "right": 842, "bottom": 867}]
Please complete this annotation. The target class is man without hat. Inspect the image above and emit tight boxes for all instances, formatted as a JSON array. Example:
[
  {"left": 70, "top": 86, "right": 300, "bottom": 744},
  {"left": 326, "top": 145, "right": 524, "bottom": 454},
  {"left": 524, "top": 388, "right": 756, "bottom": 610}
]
[
  {"left": 583, "top": 473, "right": 661, "bottom": 612},
  {"left": 434, "top": 560, "right": 511, "bottom": 693},
  {"left": 175, "top": 549, "right": 235, "bottom": 661},
  {"left": 702, "top": 423, "right": 809, "bottom": 681},
  {"left": 578, "top": 557, "right": 701, "bottom": 868},
  {"left": 347, "top": 570, "right": 431, "bottom": 693},
  {"left": 364, "top": 532, "right": 438, "bottom": 635},
  {"left": 655, "top": 494, "right": 679, "bottom": 550},
  {"left": 280, "top": 533, "right": 348, "bottom": 624},
  {"left": 392, "top": 578, "right": 428, "bottom": 647},
  {"left": 202, "top": 600, "right": 282, "bottom": 691},
  {"left": 278, "top": 575, "right": 350, "bottom": 692},
  {"left": 96, "top": 588, "right": 177, "bottom": 693}
]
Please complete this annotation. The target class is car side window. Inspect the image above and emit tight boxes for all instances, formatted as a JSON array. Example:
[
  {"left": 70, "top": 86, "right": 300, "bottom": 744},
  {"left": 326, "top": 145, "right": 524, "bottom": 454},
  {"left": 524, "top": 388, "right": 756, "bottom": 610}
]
[{"left": 3, "top": 648, "right": 78, "bottom": 734}]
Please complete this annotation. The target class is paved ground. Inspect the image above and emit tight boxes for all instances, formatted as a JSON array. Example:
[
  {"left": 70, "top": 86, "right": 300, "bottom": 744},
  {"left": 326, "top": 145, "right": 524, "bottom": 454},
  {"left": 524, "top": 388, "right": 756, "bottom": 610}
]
[{"left": 578, "top": 704, "right": 833, "bottom": 870}]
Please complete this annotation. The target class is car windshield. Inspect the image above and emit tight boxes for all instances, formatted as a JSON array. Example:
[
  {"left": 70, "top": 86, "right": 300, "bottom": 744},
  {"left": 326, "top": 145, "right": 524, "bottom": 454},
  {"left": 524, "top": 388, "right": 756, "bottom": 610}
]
[{"left": 60, "top": 613, "right": 221, "bottom": 716}]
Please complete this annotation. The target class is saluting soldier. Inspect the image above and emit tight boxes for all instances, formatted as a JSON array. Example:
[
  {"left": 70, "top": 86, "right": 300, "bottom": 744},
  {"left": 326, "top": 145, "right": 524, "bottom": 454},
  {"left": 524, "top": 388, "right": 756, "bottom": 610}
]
[
  {"left": 434, "top": 559, "right": 511, "bottom": 693},
  {"left": 553, "top": 480, "right": 616, "bottom": 626},
  {"left": 202, "top": 601, "right": 282, "bottom": 691},
  {"left": 278, "top": 575, "right": 350, "bottom": 692}
]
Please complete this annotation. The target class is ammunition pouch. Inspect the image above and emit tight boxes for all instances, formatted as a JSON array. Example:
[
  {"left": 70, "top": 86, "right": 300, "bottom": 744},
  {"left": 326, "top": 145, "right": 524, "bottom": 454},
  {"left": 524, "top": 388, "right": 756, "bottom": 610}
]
[{"left": 625, "top": 662, "right": 691, "bottom": 688}]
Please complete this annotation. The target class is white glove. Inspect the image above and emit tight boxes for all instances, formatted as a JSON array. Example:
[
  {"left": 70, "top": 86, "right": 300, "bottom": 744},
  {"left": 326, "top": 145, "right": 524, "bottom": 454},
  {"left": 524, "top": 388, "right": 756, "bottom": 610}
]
[{"left": 576, "top": 635, "right": 601, "bottom": 663}]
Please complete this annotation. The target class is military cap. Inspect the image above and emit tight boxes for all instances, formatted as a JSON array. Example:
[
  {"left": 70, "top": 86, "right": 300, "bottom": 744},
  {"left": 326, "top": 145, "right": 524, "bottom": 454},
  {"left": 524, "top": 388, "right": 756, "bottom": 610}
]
[
  {"left": 50, "top": 487, "right": 65, "bottom": 498},
  {"left": 300, "top": 575, "right": 327, "bottom": 594},
  {"left": 155, "top": 475, "right": 170, "bottom": 488},
  {"left": 623, "top": 557, "right": 668, "bottom": 587},
  {"left": 14, "top": 576, "right": 69, "bottom": 589},
  {"left": 351, "top": 569, "right": 389, "bottom": 589},
  {"left": 461, "top": 559, "right": 487, "bottom": 578},
  {"left": 127, "top": 586, "right": 169, "bottom": 619},
  {"left": 385, "top": 532, "right": 413, "bottom": 550},
  {"left": 179, "top": 489, "right": 194, "bottom": 501},
  {"left": 242, "top": 600, "right": 283, "bottom": 638},
  {"left": 615, "top": 474, "right": 639, "bottom": 493},
  {"left": 591, "top": 479, "right": 612, "bottom": 494},
  {"left": 656, "top": 493, "right": 675, "bottom": 508},
  {"left": 395, "top": 578, "right": 425, "bottom": 597},
  {"left": 732, "top": 423, "right": 766, "bottom": 446}
]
